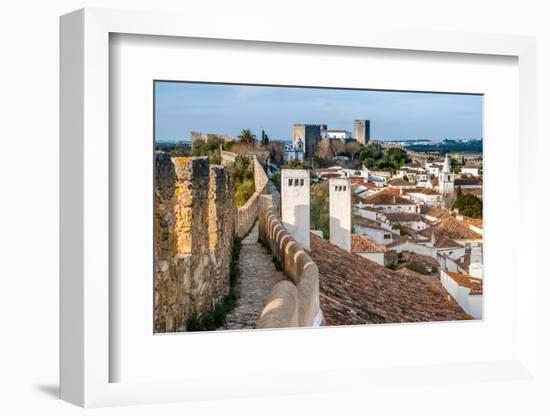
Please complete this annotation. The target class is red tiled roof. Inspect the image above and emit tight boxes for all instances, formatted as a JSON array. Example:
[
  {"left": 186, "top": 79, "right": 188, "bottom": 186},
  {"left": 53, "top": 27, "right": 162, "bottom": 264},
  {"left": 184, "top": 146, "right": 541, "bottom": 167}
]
[
  {"left": 409, "top": 188, "right": 440, "bottom": 195},
  {"left": 320, "top": 173, "right": 341, "bottom": 179},
  {"left": 309, "top": 235, "right": 470, "bottom": 325},
  {"left": 384, "top": 213, "right": 423, "bottom": 223},
  {"left": 388, "top": 178, "right": 411, "bottom": 187},
  {"left": 422, "top": 206, "right": 450, "bottom": 220},
  {"left": 433, "top": 235, "right": 463, "bottom": 249},
  {"left": 353, "top": 215, "right": 385, "bottom": 230},
  {"left": 360, "top": 189, "right": 415, "bottom": 205},
  {"left": 364, "top": 181, "right": 380, "bottom": 189},
  {"left": 420, "top": 216, "right": 482, "bottom": 241},
  {"left": 455, "top": 177, "right": 482, "bottom": 186},
  {"left": 386, "top": 236, "right": 412, "bottom": 248},
  {"left": 351, "top": 234, "right": 387, "bottom": 253},
  {"left": 446, "top": 271, "right": 483, "bottom": 295},
  {"left": 456, "top": 215, "right": 483, "bottom": 229}
]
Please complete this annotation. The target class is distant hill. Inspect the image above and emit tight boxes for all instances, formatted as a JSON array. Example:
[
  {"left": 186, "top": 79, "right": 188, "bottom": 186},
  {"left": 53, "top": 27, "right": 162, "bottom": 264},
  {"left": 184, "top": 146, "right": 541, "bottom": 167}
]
[{"left": 405, "top": 139, "right": 482, "bottom": 154}]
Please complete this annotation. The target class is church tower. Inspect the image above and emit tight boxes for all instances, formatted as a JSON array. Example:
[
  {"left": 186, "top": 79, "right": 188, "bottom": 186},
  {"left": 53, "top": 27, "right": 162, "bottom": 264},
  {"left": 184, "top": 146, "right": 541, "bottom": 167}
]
[{"left": 438, "top": 154, "right": 455, "bottom": 195}]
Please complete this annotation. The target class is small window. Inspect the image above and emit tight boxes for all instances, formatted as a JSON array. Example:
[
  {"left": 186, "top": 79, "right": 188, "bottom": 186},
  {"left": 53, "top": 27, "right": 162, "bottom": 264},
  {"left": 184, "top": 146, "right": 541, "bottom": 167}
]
[
  {"left": 288, "top": 179, "right": 293, "bottom": 187},
  {"left": 300, "top": 178, "right": 304, "bottom": 186},
  {"left": 343, "top": 186, "right": 347, "bottom": 191},
  {"left": 294, "top": 178, "right": 299, "bottom": 186}
]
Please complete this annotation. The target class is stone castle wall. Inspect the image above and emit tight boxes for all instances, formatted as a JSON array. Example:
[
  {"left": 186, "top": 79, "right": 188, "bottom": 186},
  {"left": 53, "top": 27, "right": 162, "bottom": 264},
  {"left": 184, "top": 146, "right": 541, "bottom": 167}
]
[
  {"left": 154, "top": 153, "right": 236, "bottom": 332},
  {"left": 220, "top": 148, "right": 269, "bottom": 237}
]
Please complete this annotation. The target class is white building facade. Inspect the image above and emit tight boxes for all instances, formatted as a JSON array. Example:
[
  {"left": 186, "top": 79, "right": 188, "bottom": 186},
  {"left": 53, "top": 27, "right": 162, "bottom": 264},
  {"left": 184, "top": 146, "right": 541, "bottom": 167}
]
[
  {"left": 281, "top": 169, "right": 310, "bottom": 249},
  {"left": 329, "top": 178, "right": 352, "bottom": 251}
]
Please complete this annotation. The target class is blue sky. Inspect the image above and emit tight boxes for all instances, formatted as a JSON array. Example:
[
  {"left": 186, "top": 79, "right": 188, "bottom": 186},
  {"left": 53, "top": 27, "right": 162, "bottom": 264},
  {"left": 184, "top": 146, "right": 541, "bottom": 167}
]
[{"left": 154, "top": 82, "right": 482, "bottom": 142}]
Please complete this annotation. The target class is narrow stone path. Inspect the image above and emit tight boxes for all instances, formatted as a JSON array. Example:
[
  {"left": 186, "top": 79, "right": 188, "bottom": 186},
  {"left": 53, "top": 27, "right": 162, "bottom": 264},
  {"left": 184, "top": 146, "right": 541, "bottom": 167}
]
[{"left": 222, "top": 222, "right": 285, "bottom": 330}]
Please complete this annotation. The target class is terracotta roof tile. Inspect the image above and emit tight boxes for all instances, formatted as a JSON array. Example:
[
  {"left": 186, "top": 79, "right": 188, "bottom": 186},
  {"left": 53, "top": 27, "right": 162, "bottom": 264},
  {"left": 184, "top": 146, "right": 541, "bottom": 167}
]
[
  {"left": 360, "top": 189, "right": 415, "bottom": 205},
  {"left": 420, "top": 216, "right": 482, "bottom": 241},
  {"left": 384, "top": 212, "right": 423, "bottom": 223},
  {"left": 351, "top": 234, "right": 387, "bottom": 253},
  {"left": 422, "top": 206, "right": 450, "bottom": 220},
  {"left": 455, "top": 177, "right": 482, "bottom": 186},
  {"left": 310, "top": 234, "right": 471, "bottom": 325},
  {"left": 353, "top": 215, "right": 385, "bottom": 230},
  {"left": 446, "top": 271, "right": 483, "bottom": 295},
  {"left": 388, "top": 178, "right": 411, "bottom": 187}
]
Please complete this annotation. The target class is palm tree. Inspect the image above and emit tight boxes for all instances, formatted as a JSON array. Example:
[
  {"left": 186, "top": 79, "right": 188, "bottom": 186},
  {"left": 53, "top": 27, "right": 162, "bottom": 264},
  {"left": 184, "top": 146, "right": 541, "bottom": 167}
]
[{"left": 238, "top": 129, "right": 256, "bottom": 145}]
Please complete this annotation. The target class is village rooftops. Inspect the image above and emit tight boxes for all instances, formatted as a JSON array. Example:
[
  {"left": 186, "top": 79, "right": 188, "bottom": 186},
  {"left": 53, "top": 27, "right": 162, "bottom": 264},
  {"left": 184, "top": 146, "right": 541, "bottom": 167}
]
[
  {"left": 313, "top": 168, "right": 340, "bottom": 174},
  {"left": 403, "top": 162, "right": 425, "bottom": 169},
  {"left": 383, "top": 212, "right": 424, "bottom": 223},
  {"left": 353, "top": 215, "right": 385, "bottom": 230},
  {"left": 432, "top": 235, "right": 463, "bottom": 249},
  {"left": 351, "top": 234, "right": 387, "bottom": 253},
  {"left": 406, "top": 188, "right": 440, "bottom": 195},
  {"left": 309, "top": 234, "right": 470, "bottom": 325},
  {"left": 446, "top": 271, "right": 483, "bottom": 295},
  {"left": 358, "top": 189, "right": 416, "bottom": 205},
  {"left": 455, "top": 177, "right": 482, "bottom": 186},
  {"left": 462, "top": 188, "right": 483, "bottom": 198},
  {"left": 464, "top": 161, "right": 481, "bottom": 168},
  {"left": 420, "top": 216, "right": 482, "bottom": 241},
  {"left": 318, "top": 173, "right": 342, "bottom": 180},
  {"left": 388, "top": 178, "right": 413, "bottom": 187},
  {"left": 422, "top": 206, "right": 450, "bottom": 220}
]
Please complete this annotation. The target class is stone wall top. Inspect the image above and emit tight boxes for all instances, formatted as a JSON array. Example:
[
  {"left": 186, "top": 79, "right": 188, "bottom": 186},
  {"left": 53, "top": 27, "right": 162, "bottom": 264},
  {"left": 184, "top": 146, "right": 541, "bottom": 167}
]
[{"left": 257, "top": 194, "right": 322, "bottom": 328}]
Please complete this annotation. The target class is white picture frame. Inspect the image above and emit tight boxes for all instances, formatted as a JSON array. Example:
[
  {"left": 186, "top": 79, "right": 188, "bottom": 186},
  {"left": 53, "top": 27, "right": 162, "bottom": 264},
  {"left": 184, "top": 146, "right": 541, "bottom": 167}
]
[{"left": 60, "top": 7, "right": 538, "bottom": 408}]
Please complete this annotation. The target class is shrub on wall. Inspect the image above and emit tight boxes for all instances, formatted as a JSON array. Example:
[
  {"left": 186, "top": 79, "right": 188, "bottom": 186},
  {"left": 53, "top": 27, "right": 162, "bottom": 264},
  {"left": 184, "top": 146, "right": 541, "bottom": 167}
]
[{"left": 228, "top": 155, "right": 256, "bottom": 207}]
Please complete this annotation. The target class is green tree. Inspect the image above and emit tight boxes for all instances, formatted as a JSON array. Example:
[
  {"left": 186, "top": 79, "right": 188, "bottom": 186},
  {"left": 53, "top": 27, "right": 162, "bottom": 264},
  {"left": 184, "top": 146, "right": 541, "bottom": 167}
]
[
  {"left": 191, "top": 139, "right": 208, "bottom": 156},
  {"left": 271, "top": 170, "right": 281, "bottom": 192},
  {"left": 285, "top": 158, "right": 305, "bottom": 169},
  {"left": 190, "top": 137, "right": 222, "bottom": 163},
  {"left": 228, "top": 156, "right": 255, "bottom": 206},
  {"left": 310, "top": 181, "right": 330, "bottom": 239},
  {"left": 452, "top": 193, "right": 482, "bottom": 218},
  {"left": 450, "top": 157, "right": 461, "bottom": 174},
  {"left": 238, "top": 129, "right": 257, "bottom": 145},
  {"left": 359, "top": 142, "right": 383, "bottom": 160},
  {"left": 385, "top": 147, "right": 409, "bottom": 169},
  {"left": 260, "top": 129, "right": 270, "bottom": 145}
]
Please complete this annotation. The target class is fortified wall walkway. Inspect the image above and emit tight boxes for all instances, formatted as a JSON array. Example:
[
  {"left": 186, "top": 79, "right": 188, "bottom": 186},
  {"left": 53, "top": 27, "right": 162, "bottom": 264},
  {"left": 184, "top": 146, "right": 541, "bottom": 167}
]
[{"left": 222, "top": 223, "right": 285, "bottom": 330}]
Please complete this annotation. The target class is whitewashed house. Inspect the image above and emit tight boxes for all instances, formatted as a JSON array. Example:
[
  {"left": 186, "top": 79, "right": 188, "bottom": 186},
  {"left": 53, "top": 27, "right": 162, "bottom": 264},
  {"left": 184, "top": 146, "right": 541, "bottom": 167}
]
[
  {"left": 351, "top": 234, "right": 386, "bottom": 265},
  {"left": 406, "top": 188, "right": 442, "bottom": 206},
  {"left": 356, "top": 189, "right": 420, "bottom": 213},
  {"left": 386, "top": 236, "right": 435, "bottom": 257},
  {"left": 353, "top": 216, "right": 396, "bottom": 244},
  {"left": 380, "top": 212, "right": 430, "bottom": 231},
  {"left": 440, "top": 270, "right": 483, "bottom": 318}
]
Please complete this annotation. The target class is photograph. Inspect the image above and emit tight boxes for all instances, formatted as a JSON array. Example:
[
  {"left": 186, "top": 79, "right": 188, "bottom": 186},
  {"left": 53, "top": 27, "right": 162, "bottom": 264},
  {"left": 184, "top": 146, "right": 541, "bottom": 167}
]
[{"left": 153, "top": 81, "right": 484, "bottom": 333}]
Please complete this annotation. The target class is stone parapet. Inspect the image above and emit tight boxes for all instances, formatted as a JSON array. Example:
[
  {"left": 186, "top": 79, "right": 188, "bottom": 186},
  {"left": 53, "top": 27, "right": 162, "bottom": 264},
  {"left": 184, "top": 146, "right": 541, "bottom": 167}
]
[
  {"left": 235, "top": 155, "right": 269, "bottom": 238},
  {"left": 257, "top": 194, "right": 322, "bottom": 328}
]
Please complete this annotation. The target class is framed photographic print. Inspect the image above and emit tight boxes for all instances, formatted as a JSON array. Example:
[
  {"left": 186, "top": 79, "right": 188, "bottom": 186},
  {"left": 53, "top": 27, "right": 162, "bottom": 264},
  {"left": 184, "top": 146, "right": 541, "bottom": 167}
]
[{"left": 60, "top": 7, "right": 539, "bottom": 408}]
